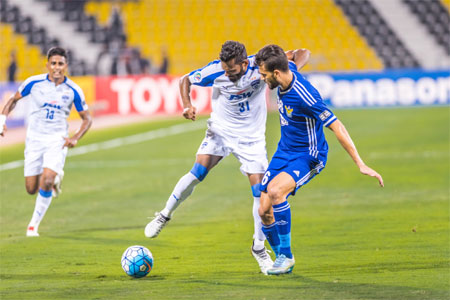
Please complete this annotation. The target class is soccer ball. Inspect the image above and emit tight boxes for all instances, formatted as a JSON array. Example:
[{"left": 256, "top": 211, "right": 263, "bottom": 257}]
[{"left": 121, "top": 245, "right": 153, "bottom": 278}]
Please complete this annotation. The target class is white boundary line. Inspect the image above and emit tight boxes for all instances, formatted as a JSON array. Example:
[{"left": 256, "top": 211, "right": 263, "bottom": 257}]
[{"left": 0, "top": 120, "right": 206, "bottom": 172}]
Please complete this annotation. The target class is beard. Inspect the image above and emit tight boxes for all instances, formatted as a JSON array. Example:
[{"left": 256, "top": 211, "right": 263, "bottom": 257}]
[
  {"left": 266, "top": 77, "right": 280, "bottom": 89},
  {"left": 228, "top": 68, "right": 246, "bottom": 83}
]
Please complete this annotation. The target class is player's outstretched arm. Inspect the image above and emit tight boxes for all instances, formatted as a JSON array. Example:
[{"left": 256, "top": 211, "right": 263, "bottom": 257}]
[
  {"left": 63, "top": 110, "right": 92, "bottom": 148},
  {"left": 285, "top": 48, "right": 311, "bottom": 71},
  {"left": 0, "top": 91, "right": 23, "bottom": 136},
  {"left": 328, "top": 119, "right": 384, "bottom": 187},
  {"left": 179, "top": 74, "right": 197, "bottom": 121}
]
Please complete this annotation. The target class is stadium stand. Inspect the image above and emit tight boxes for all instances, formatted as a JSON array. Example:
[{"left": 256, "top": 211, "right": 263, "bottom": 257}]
[
  {"left": 403, "top": 0, "right": 450, "bottom": 55},
  {"left": 0, "top": 22, "right": 46, "bottom": 81},
  {"left": 334, "top": 0, "right": 420, "bottom": 69},
  {"left": 84, "top": 0, "right": 384, "bottom": 74}
]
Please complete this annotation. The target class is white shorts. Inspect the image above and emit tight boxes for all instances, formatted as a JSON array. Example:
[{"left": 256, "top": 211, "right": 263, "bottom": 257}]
[
  {"left": 196, "top": 126, "right": 268, "bottom": 175},
  {"left": 24, "top": 136, "right": 68, "bottom": 177}
]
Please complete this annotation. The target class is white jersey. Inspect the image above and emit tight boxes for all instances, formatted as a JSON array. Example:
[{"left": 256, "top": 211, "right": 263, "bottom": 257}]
[
  {"left": 18, "top": 74, "right": 88, "bottom": 139},
  {"left": 188, "top": 56, "right": 267, "bottom": 141}
]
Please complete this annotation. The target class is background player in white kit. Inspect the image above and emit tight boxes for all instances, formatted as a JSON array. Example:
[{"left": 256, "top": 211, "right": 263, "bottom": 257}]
[
  {"left": 0, "top": 47, "right": 92, "bottom": 237},
  {"left": 144, "top": 41, "right": 309, "bottom": 275}
]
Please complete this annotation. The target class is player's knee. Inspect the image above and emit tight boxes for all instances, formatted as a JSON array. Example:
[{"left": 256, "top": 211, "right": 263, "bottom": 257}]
[
  {"left": 267, "top": 185, "right": 283, "bottom": 202},
  {"left": 41, "top": 176, "right": 55, "bottom": 190},
  {"left": 25, "top": 184, "right": 38, "bottom": 195},
  {"left": 190, "top": 163, "right": 208, "bottom": 181}
]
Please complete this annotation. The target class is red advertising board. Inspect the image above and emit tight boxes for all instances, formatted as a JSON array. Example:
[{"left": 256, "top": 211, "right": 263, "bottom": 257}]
[{"left": 95, "top": 75, "right": 212, "bottom": 116}]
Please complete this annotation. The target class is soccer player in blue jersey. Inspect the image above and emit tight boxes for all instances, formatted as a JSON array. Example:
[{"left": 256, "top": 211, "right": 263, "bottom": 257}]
[
  {"left": 254, "top": 44, "right": 384, "bottom": 275},
  {"left": 145, "top": 41, "right": 310, "bottom": 275},
  {"left": 0, "top": 47, "right": 92, "bottom": 237}
]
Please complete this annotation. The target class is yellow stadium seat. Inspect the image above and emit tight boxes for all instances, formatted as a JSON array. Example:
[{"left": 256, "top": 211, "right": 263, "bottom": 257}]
[{"left": 82, "top": 0, "right": 383, "bottom": 74}]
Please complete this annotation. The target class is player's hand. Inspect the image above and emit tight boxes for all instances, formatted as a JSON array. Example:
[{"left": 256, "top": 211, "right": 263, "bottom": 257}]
[
  {"left": 63, "top": 137, "right": 78, "bottom": 148},
  {"left": 359, "top": 164, "right": 384, "bottom": 187},
  {"left": 183, "top": 106, "right": 197, "bottom": 121}
]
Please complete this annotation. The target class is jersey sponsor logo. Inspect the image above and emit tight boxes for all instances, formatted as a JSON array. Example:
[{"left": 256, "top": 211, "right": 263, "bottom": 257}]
[
  {"left": 285, "top": 105, "right": 293, "bottom": 118},
  {"left": 229, "top": 91, "right": 254, "bottom": 100},
  {"left": 42, "top": 102, "right": 61, "bottom": 110},
  {"left": 319, "top": 110, "right": 331, "bottom": 121},
  {"left": 193, "top": 72, "right": 202, "bottom": 83}
]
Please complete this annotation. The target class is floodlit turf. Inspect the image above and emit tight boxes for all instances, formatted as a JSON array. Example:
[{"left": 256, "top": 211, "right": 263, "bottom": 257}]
[{"left": 0, "top": 107, "right": 449, "bottom": 299}]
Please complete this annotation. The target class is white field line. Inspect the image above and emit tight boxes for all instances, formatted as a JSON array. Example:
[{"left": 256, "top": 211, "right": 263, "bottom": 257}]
[{"left": 0, "top": 121, "right": 205, "bottom": 172}]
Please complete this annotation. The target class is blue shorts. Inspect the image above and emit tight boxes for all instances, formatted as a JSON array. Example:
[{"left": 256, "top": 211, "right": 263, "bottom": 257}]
[{"left": 260, "top": 149, "right": 327, "bottom": 197}]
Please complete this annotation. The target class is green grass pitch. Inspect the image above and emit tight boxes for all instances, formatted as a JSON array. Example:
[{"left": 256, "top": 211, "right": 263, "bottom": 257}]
[{"left": 0, "top": 107, "right": 448, "bottom": 299}]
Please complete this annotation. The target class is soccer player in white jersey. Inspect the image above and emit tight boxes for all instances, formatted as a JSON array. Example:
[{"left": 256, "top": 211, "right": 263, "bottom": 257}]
[
  {"left": 145, "top": 41, "right": 310, "bottom": 275},
  {"left": 254, "top": 44, "right": 384, "bottom": 274},
  {"left": 0, "top": 47, "right": 92, "bottom": 237}
]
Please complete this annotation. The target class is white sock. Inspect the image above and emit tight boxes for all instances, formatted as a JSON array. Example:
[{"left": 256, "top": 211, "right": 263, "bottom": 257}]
[
  {"left": 253, "top": 196, "right": 266, "bottom": 249},
  {"left": 161, "top": 172, "right": 200, "bottom": 218},
  {"left": 28, "top": 191, "right": 53, "bottom": 230}
]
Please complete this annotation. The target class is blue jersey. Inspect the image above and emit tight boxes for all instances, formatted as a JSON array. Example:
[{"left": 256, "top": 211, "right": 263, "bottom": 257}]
[{"left": 276, "top": 62, "right": 337, "bottom": 157}]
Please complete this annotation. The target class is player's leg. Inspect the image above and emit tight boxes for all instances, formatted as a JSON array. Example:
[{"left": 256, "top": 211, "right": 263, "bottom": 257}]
[
  {"left": 261, "top": 172, "right": 296, "bottom": 275},
  {"left": 24, "top": 139, "right": 45, "bottom": 236},
  {"left": 25, "top": 175, "right": 40, "bottom": 195},
  {"left": 247, "top": 173, "right": 274, "bottom": 275},
  {"left": 145, "top": 154, "right": 222, "bottom": 238},
  {"left": 160, "top": 154, "right": 222, "bottom": 218},
  {"left": 27, "top": 168, "right": 57, "bottom": 237},
  {"left": 145, "top": 128, "right": 228, "bottom": 238},
  {"left": 259, "top": 191, "right": 280, "bottom": 256}
]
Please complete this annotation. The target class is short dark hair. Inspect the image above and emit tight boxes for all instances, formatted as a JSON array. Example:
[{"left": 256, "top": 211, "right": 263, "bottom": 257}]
[
  {"left": 255, "top": 44, "right": 289, "bottom": 72},
  {"left": 47, "top": 47, "right": 67, "bottom": 60},
  {"left": 219, "top": 41, "right": 247, "bottom": 63}
]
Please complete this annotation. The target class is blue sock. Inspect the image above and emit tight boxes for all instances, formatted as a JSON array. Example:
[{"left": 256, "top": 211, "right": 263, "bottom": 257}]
[
  {"left": 261, "top": 222, "right": 280, "bottom": 256},
  {"left": 273, "top": 201, "right": 292, "bottom": 259}
]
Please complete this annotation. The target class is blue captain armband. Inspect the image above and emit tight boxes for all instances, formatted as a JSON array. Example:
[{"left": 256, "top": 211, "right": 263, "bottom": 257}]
[{"left": 190, "top": 163, "right": 208, "bottom": 181}]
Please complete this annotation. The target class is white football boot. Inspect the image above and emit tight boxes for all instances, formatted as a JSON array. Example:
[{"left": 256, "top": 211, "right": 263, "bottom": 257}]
[
  {"left": 267, "top": 254, "right": 295, "bottom": 275},
  {"left": 251, "top": 241, "right": 274, "bottom": 275},
  {"left": 144, "top": 212, "right": 170, "bottom": 238},
  {"left": 26, "top": 226, "right": 39, "bottom": 237}
]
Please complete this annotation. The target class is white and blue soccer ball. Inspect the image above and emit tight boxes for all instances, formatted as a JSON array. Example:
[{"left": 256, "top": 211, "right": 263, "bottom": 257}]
[{"left": 121, "top": 245, "right": 153, "bottom": 278}]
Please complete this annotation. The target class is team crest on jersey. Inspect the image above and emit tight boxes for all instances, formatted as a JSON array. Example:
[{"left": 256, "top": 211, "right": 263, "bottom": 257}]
[
  {"left": 250, "top": 79, "right": 260, "bottom": 90},
  {"left": 62, "top": 95, "right": 70, "bottom": 101},
  {"left": 285, "top": 105, "right": 293, "bottom": 118},
  {"left": 193, "top": 72, "right": 202, "bottom": 83},
  {"left": 319, "top": 110, "right": 331, "bottom": 121}
]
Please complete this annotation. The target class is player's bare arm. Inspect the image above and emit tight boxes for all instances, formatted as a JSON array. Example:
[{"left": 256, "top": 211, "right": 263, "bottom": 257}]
[
  {"left": 285, "top": 48, "right": 311, "bottom": 70},
  {"left": 328, "top": 119, "right": 384, "bottom": 187},
  {"left": 179, "top": 74, "right": 197, "bottom": 121},
  {"left": 0, "top": 91, "right": 23, "bottom": 136},
  {"left": 63, "top": 110, "right": 92, "bottom": 148}
]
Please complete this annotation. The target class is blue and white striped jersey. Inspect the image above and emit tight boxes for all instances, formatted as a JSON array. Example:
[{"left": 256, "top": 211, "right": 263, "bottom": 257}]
[
  {"left": 18, "top": 74, "right": 88, "bottom": 139},
  {"left": 188, "top": 56, "right": 267, "bottom": 141},
  {"left": 276, "top": 62, "right": 337, "bottom": 156}
]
